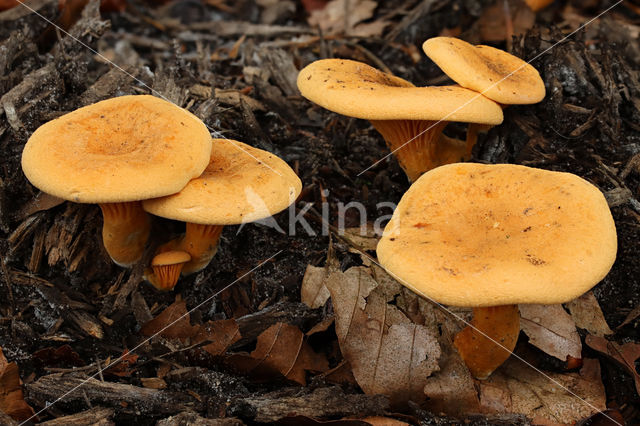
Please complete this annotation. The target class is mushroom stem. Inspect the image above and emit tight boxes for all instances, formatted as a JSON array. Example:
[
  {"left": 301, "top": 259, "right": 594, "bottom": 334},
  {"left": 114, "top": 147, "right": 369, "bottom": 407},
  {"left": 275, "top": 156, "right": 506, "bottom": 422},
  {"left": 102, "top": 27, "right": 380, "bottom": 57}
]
[
  {"left": 171, "top": 223, "right": 224, "bottom": 275},
  {"left": 453, "top": 304, "right": 520, "bottom": 380},
  {"left": 370, "top": 119, "right": 466, "bottom": 181},
  {"left": 99, "top": 201, "right": 151, "bottom": 267}
]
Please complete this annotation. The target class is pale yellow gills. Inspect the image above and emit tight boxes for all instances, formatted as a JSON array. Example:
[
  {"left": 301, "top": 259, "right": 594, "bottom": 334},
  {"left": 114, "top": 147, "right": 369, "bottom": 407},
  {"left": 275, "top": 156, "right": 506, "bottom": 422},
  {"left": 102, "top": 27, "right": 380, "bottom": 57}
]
[
  {"left": 21, "top": 95, "right": 212, "bottom": 267},
  {"left": 143, "top": 139, "right": 301, "bottom": 278},
  {"left": 377, "top": 163, "right": 617, "bottom": 378},
  {"left": 297, "top": 58, "right": 503, "bottom": 181},
  {"left": 423, "top": 37, "right": 545, "bottom": 105}
]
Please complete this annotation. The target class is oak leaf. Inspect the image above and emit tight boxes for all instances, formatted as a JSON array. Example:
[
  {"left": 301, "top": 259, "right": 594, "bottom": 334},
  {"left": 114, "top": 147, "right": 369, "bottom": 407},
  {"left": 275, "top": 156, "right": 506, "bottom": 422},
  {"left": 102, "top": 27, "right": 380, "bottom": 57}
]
[
  {"left": 565, "top": 292, "right": 613, "bottom": 337},
  {"left": 326, "top": 266, "right": 441, "bottom": 406},
  {"left": 585, "top": 335, "right": 640, "bottom": 396},
  {"left": 0, "top": 347, "right": 35, "bottom": 422},
  {"left": 140, "top": 300, "right": 200, "bottom": 340},
  {"left": 520, "top": 304, "right": 582, "bottom": 361},
  {"left": 478, "top": 358, "right": 606, "bottom": 425},
  {"left": 226, "top": 322, "right": 328, "bottom": 385}
]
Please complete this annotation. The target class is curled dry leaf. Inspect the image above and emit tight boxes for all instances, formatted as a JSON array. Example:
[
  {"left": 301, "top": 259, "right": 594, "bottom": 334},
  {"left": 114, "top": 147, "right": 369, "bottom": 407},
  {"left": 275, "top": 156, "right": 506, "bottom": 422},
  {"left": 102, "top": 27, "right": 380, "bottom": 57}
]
[
  {"left": 301, "top": 264, "right": 331, "bottom": 309},
  {"left": 585, "top": 334, "right": 640, "bottom": 396},
  {"left": 195, "top": 319, "right": 241, "bottom": 357},
  {"left": 0, "top": 347, "right": 35, "bottom": 422},
  {"left": 104, "top": 349, "right": 139, "bottom": 377},
  {"left": 478, "top": 358, "right": 606, "bottom": 425},
  {"left": 226, "top": 322, "right": 328, "bottom": 385},
  {"left": 565, "top": 291, "right": 613, "bottom": 337},
  {"left": 140, "top": 300, "right": 200, "bottom": 340},
  {"left": 308, "top": 0, "right": 386, "bottom": 37},
  {"left": 519, "top": 304, "right": 582, "bottom": 361},
  {"left": 326, "top": 266, "right": 441, "bottom": 407}
]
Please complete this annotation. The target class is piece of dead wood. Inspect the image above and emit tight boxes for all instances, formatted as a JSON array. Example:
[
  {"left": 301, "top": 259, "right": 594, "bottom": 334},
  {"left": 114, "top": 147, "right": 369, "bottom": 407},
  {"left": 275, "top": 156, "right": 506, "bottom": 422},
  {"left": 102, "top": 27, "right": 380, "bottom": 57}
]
[
  {"left": 189, "top": 21, "right": 312, "bottom": 37},
  {"left": 26, "top": 374, "right": 199, "bottom": 415},
  {"left": 66, "top": 310, "right": 104, "bottom": 339},
  {"left": 0, "top": 30, "right": 37, "bottom": 77},
  {"left": 214, "top": 88, "right": 265, "bottom": 111},
  {"left": 40, "top": 406, "right": 114, "bottom": 425},
  {"left": 519, "top": 304, "right": 582, "bottom": 361},
  {"left": 78, "top": 66, "right": 140, "bottom": 106},
  {"left": 259, "top": 48, "right": 302, "bottom": 97},
  {"left": 230, "top": 386, "right": 389, "bottom": 423},
  {"left": 16, "top": 192, "right": 65, "bottom": 222},
  {"left": 385, "top": 0, "right": 442, "bottom": 41},
  {"left": 157, "top": 411, "right": 244, "bottom": 425},
  {"left": 0, "top": 62, "right": 62, "bottom": 131},
  {"left": 0, "top": 0, "right": 53, "bottom": 21}
]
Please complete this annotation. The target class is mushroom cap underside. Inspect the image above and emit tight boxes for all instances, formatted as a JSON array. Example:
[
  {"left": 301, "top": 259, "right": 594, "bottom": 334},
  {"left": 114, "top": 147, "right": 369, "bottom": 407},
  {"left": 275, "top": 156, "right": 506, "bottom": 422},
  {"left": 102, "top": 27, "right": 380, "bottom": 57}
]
[{"left": 376, "top": 163, "right": 617, "bottom": 307}]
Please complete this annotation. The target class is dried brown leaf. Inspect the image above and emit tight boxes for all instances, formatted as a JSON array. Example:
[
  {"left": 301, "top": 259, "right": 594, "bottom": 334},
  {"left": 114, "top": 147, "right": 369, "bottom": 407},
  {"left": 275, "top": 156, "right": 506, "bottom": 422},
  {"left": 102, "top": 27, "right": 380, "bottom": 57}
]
[
  {"left": 104, "top": 349, "right": 138, "bottom": 377},
  {"left": 326, "top": 266, "right": 441, "bottom": 406},
  {"left": 565, "top": 292, "right": 613, "bottom": 337},
  {"left": 195, "top": 319, "right": 242, "bottom": 356},
  {"left": 0, "top": 347, "right": 35, "bottom": 422},
  {"left": 226, "top": 322, "right": 328, "bottom": 385},
  {"left": 140, "top": 300, "right": 200, "bottom": 340},
  {"left": 301, "top": 264, "right": 331, "bottom": 309},
  {"left": 520, "top": 304, "right": 582, "bottom": 360},
  {"left": 308, "top": 0, "right": 381, "bottom": 36},
  {"left": 479, "top": 358, "right": 606, "bottom": 425},
  {"left": 585, "top": 335, "right": 640, "bottom": 396}
]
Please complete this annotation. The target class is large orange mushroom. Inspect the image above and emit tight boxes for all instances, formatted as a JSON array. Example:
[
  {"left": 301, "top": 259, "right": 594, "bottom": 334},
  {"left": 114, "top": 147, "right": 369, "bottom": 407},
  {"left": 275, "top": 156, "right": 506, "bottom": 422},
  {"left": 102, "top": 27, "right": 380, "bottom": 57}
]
[
  {"left": 21, "top": 95, "right": 212, "bottom": 267},
  {"left": 297, "top": 59, "right": 503, "bottom": 181},
  {"left": 423, "top": 37, "right": 545, "bottom": 157},
  {"left": 377, "top": 163, "right": 617, "bottom": 379}
]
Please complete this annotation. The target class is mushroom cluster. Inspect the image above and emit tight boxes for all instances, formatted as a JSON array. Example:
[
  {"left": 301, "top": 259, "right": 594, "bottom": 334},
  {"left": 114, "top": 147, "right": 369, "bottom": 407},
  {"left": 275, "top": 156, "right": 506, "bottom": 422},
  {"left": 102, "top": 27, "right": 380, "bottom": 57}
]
[
  {"left": 377, "top": 163, "right": 617, "bottom": 379},
  {"left": 21, "top": 95, "right": 301, "bottom": 290},
  {"left": 297, "top": 37, "right": 544, "bottom": 182}
]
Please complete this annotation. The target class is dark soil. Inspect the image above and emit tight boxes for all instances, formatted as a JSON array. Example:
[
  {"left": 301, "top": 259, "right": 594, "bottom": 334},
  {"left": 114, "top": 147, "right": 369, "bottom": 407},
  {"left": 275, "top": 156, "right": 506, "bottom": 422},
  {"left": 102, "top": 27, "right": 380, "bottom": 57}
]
[{"left": 0, "top": 0, "right": 639, "bottom": 424}]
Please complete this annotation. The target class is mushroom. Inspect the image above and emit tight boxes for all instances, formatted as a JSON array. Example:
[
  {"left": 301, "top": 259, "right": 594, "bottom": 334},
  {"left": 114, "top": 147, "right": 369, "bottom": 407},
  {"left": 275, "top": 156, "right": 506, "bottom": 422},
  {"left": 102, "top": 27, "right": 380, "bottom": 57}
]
[
  {"left": 21, "top": 95, "right": 212, "bottom": 267},
  {"left": 376, "top": 163, "right": 617, "bottom": 379},
  {"left": 147, "top": 251, "right": 192, "bottom": 291},
  {"left": 297, "top": 59, "right": 503, "bottom": 181},
  {"left": 525, "top": 0, "right": 554, "bottom": 12},
  {"left": 422, "top": 37, "right": 545, "bottom": 156},
  {"left": 142, "top": 138, "right": 302, "bottom": 290}
]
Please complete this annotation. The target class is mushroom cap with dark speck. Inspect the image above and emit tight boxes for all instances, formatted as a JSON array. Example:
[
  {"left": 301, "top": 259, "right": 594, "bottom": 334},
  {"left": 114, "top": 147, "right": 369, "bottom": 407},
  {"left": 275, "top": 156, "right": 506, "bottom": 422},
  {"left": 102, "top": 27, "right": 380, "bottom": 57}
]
[
  {"left": 423, "top": 37, "right": 545, "bottom": 105},
  {"left": 297, "top": 58, "right": 503, "bottom": 124},
  {"left": 143, "top": 139, "right": 302, "bottom": 225},
  {"left": 376, "top": 163, "right": 617, "bottom": 307},
  {"left": 21, "top": 95, "right": 212, "bottom": 203}
]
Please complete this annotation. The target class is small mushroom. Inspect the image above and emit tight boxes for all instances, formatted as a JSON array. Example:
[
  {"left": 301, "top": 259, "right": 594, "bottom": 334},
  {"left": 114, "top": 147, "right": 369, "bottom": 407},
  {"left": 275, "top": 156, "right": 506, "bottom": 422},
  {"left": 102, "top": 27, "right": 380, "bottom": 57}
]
[
  {"left": 146, "top": 250, "right": 191, "bottom": 291},
  {"left": 21, "top": 95, "right": 212, "bottom": 267},
  {"left": 525, "top": 0, "right": 554, "bottom": 12},
  {"left": 377, "top": 163, "right": 617, "bottom": 379},
  {"left": 142, "top": 138, "right": 302, "bottom": 290},
  {"left": 423, "top": 37, "right": 545, "bottom": 156},
  {"left": 297, "top": 59, "right": 503, "bottom": 182}
]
